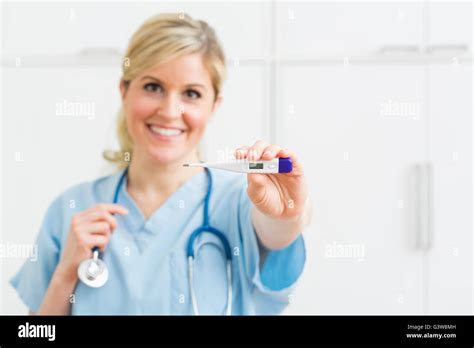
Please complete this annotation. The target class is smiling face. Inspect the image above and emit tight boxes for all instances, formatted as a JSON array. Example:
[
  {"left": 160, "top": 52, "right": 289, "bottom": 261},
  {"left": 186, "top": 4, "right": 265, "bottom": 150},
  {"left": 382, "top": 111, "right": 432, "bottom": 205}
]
[{"left": 120, "top": 53, "right": 221, "bottom": 165}]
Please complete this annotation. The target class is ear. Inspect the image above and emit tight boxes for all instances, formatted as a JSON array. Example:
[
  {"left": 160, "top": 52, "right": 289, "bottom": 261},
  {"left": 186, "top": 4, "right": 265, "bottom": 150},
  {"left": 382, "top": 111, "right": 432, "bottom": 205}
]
[
  {"left": 119, "top": 79, "right": 128, "bottom": 101},
  {"left": 211, "top": 94, "right": 222, "bottom": 115}
]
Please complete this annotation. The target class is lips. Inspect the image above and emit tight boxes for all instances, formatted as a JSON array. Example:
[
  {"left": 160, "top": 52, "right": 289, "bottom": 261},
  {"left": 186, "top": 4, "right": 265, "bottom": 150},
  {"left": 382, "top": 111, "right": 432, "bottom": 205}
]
[
  {"left": 146, "top": 124, "right": 185, "bottom": 142},
  {"left": 147, "top": 123, "right": 185, "bottom": 135}
]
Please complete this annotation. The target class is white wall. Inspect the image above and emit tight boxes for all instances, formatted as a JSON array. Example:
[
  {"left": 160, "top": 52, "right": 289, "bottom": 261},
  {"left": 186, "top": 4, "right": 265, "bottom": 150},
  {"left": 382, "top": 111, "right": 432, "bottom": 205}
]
[{"left": 1, "top": 0, "right": 472, "bottom": 315}]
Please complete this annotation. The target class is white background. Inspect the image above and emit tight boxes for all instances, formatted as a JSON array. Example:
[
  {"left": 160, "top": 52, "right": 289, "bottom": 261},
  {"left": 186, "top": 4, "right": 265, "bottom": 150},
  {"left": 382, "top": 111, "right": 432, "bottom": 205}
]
[{"left": 0, "top": 0, "right": 472, "bottom": 314}]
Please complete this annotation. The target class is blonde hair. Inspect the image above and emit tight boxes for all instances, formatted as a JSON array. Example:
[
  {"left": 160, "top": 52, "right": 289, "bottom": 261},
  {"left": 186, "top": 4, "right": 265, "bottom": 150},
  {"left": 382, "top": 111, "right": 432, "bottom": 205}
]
[{"left": 103, "top": 13, "right": 226, "bottom": 169}]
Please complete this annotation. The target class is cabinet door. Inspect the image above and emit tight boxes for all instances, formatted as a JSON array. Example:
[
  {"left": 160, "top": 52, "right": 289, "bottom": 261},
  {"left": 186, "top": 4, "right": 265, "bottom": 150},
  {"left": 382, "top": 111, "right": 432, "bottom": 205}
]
[
  {"left": 427, "top": 64, "right": 472, "bottom": 314},
  {"left": 203, "top": 66, "right": 267, "bottom": 161},
  {"left": 427, "top": 2, "right": 472, "bottom": 50},
  {"left": 3, "top": 2, "right": 270, "bottom": 59},
  {"left": 276, "top": 1, "right": 423, "bottom": 58},
  {"left": 279, "top": 65, "right": 425, "bottom": 314}
]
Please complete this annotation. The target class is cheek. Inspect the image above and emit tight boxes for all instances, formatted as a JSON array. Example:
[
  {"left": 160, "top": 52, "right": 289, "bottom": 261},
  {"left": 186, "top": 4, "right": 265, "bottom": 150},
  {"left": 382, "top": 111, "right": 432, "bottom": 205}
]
[
  {"left": 183, "top": 107, "right": 210, "bottom": 132},
  {"left": 127, "top": 96, "right": 156, "bottom": 121},
  {"left": 183, "top": 112, "right": 207, "bottom": 133}
]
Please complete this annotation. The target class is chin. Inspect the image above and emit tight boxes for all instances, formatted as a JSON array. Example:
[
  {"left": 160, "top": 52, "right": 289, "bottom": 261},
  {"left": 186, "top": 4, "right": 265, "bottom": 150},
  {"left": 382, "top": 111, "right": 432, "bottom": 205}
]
[{"left": 147, "top": 145, "right": 187, "bottom": 164}]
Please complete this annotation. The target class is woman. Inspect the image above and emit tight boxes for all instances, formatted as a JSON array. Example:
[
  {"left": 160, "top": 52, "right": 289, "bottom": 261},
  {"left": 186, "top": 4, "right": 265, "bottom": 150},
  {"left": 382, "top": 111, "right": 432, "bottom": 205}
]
[{"left": 10, "top": 13, "right": 311, "bottom": 315}]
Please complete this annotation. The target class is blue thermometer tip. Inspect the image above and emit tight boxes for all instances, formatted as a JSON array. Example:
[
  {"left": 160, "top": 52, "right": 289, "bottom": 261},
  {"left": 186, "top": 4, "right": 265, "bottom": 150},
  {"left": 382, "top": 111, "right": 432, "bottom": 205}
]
[{"left": 278, "top": 157, "right": 293, "bottom": 173}]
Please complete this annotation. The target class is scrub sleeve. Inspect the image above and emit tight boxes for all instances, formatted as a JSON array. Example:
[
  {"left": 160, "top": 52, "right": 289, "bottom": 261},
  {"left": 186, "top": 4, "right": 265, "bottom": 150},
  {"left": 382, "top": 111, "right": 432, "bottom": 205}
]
[
  {"left": 237, "top": 181, "right": 306, "bottom": 314},
  {"left": 10, "top": 195, "right": 64, "bottom": 313}
]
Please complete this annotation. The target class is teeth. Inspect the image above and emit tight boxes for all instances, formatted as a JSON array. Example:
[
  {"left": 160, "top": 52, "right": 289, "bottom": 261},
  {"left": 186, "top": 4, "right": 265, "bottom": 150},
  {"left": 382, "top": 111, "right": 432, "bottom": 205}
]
[{"left": 149, "top": 125, "right": 183, "bottom": 136}]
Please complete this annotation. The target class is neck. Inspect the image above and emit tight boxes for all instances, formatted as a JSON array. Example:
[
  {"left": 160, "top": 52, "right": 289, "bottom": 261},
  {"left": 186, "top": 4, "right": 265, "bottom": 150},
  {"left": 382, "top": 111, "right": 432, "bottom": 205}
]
[{"left": 126, "top": 149, "right": 203, "bottom": 197}]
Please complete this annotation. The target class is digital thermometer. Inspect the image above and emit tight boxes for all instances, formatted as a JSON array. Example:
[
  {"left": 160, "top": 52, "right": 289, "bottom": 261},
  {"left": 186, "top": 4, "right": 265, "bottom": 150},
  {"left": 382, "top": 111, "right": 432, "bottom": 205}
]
[{"left": 183, "top": 157, "right": 292, "bottom": 174}]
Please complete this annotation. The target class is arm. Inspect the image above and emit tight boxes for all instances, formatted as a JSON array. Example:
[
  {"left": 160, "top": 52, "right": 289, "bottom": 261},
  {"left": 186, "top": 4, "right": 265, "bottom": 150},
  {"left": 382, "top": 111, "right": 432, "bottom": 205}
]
[
  {"left": 236, "top": 140, "right": 311, "bottom": 250},
  {"left": 36, "top": 203, "right": 127, "bottom": 315},
  {"left": 37, "top": 265, "right": 78, "bottom": 315},
  {"left": 252, "top": 196, "right": 312, "bottom": 250}
]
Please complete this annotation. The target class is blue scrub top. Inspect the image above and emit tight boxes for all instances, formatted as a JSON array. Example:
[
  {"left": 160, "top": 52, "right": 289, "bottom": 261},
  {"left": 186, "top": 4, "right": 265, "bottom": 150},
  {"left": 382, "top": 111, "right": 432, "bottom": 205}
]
[{"left": 10, "top": 168, "right": 306, "bottom": 315}]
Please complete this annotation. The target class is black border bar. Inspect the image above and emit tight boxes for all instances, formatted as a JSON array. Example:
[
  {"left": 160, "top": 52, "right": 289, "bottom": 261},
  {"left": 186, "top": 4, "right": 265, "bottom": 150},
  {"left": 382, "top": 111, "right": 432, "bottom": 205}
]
[{"left": 0, "top": 315, "right": 473, "bottom": 346}]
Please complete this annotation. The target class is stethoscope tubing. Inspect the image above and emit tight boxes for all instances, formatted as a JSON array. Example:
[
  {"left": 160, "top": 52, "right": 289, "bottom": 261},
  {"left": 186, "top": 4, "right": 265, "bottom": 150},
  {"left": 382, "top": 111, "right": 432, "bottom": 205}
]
[{"left": 78, "top": 166, "right": 233, "bottom": 315}]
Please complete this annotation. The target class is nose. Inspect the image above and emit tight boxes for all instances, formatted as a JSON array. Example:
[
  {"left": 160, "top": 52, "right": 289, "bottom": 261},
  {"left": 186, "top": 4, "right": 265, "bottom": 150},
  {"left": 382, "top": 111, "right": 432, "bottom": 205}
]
[{"left": 157, "top": 93, "right": 182, "bottom": 120}]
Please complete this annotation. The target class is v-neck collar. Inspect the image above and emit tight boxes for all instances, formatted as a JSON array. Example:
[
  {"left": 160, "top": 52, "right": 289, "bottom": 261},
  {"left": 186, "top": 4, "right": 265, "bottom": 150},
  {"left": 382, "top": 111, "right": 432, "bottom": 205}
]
[{"left": 116, "top": 167, "right": 208, "bottom": 235}]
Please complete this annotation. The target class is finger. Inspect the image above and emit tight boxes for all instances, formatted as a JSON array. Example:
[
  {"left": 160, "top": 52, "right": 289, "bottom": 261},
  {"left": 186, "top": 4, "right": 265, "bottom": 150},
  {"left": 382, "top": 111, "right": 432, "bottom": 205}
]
[
  {"left": 80, "top": 210, "right": 118, "bottom": 232},
  {"left": 246, "top": 173, "right": 268, "bottom": 206},
  {"left": 261, "top": 144, "right": 283, "bottom": 160},
  {"left": 84, "top": 234, "right": 109, "bottom": 252},
  {"left": 78, "top": 222, "right": 111, "bottom": 237},
  {"left": 95, "top": 203, "right": 129, "bottom": 216},
  {"left": 77, "top": 203, "right": 128, "bottom": 221},
  {"left": 277, "top": 147, "right": 298, "bottom": 161},
  {"left": 234, "top": 145, "right": 250, "bottom": 160},
  {"left": 276, "top": 148, "right": 303, "bottom": 175},
  {"left": 248, "top": 140, "right": 269, "bottom": 161}
]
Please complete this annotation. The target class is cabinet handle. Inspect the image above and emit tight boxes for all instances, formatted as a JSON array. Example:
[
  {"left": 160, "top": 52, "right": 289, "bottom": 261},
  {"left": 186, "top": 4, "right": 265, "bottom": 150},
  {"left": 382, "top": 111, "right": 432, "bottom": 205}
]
[
  {"left": 77, "top": 47, "right": 122, "bottom": 57},
  {"left": 415, "top": 162, "right": 433, "bottom": 250},
  {"left": 378, "top": 45, "right": 420, "bottom": 54},
  {"left": 426, "top": 44, "right": 469, "bottom": 54}
]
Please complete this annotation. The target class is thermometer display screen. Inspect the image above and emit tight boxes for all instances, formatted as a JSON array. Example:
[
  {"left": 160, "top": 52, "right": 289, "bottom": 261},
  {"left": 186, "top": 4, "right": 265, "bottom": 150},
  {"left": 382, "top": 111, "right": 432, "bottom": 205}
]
[{"left": 249, "top": 163, "right": 264, "bottom": 170}]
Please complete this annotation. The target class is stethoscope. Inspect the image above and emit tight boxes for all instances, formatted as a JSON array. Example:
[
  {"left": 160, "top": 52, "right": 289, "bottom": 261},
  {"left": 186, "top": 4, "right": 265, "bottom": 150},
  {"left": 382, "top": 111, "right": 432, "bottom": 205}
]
[{"left": 77, "top": 166, "right": 233, "bottom": 315}]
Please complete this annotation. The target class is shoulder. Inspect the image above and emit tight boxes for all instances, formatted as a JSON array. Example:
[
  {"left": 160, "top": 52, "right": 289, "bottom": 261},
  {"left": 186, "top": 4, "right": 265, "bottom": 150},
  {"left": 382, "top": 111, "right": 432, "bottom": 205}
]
[{"left": 46, "top": 170, "right": 124, "bottom": 218}]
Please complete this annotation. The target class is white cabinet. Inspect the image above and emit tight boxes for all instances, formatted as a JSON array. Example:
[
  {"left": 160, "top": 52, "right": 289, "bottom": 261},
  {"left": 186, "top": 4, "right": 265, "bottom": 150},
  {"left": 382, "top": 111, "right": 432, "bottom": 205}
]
[
  {"left": 279, "top": 65, "right": 426, "bottom": 314},
  {"left": 427, "top": 2, "right": 472, "bottom": 49},
  {"left": 273, "top": 1, "right": 472, "bottom": 314},
  {"left": 276, "top": 2, "right": 424, "bottom": 58},
  {"left": 427, "top": 64, "right": 472, "bottom": 314},
  {"left": 2, "top": 2, "right": 270, "bottom": 59},
  {"left": 204, "top": 66, "right": 268, "bottom": 161}
]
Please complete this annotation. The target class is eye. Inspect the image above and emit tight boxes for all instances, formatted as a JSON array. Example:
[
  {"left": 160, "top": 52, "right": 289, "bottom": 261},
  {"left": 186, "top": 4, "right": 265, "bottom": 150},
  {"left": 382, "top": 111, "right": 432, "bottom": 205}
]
[
  {"left": 144, "top": 82, "right": 163, "bottom": 93},
  {"left": 185, "top": 89, "right": 201, "bottom": 99}
]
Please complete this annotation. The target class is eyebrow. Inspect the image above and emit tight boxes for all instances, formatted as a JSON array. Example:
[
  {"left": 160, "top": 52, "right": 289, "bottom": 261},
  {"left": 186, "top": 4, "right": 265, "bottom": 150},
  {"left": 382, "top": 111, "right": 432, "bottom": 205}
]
[{"left": 140, "top": 76, "right": 206, "bottom": 89}]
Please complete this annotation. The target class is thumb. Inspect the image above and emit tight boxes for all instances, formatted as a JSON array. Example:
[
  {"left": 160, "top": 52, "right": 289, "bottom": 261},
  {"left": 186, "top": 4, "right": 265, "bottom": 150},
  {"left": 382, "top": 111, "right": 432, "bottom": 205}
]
[{"left": 247, "top": 173, "right": 267, "bottom": 205}]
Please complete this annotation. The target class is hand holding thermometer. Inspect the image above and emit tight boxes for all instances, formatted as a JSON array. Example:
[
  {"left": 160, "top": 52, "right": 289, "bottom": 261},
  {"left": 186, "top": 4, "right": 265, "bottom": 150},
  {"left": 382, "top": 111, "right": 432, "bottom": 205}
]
[{"left": 183, "top": 157, "right": 292, "bottom": 174}]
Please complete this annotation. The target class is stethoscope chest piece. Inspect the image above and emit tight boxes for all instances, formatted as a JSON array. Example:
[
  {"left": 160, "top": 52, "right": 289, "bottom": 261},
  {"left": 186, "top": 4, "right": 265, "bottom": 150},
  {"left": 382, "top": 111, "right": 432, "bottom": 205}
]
[{"left": 77, "top": 248, "right": 109, "bottom": 288}]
